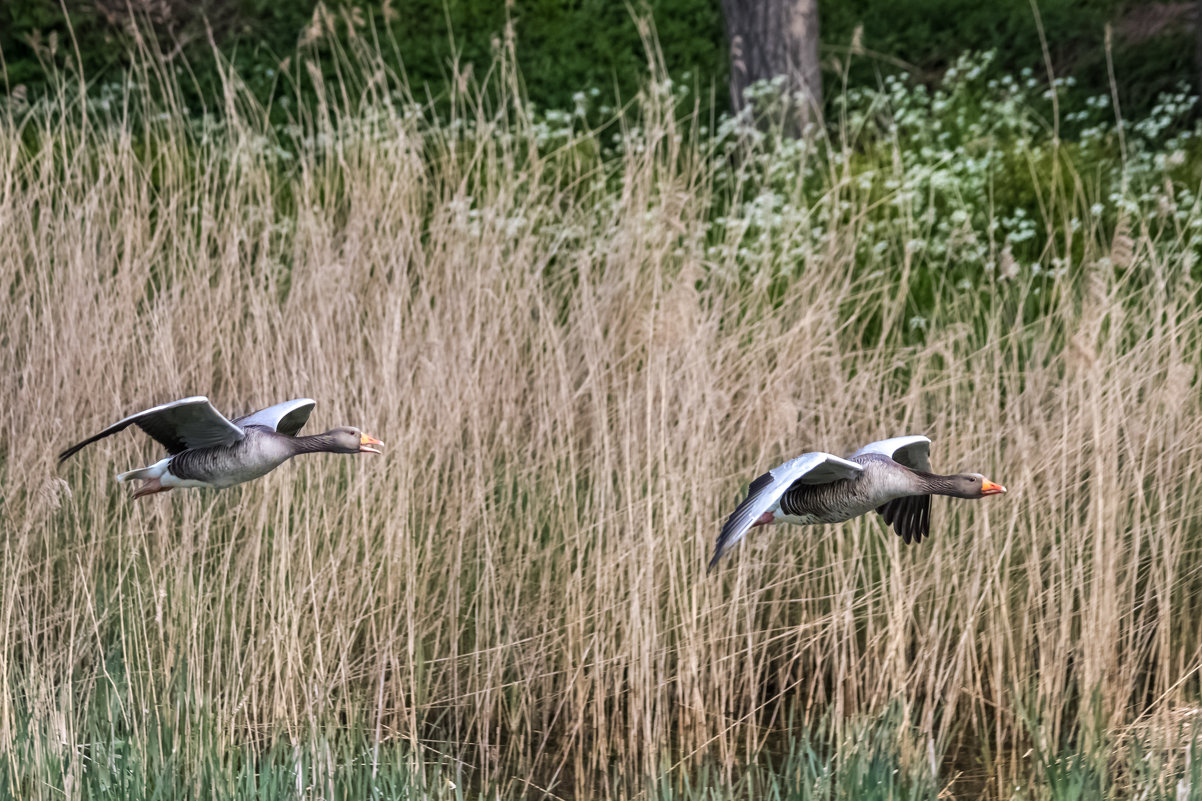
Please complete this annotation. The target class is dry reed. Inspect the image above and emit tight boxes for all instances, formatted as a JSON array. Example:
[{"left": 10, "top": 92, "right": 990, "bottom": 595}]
[{"left": 1, "top": 43, "right": 1201, "bottom": 799}]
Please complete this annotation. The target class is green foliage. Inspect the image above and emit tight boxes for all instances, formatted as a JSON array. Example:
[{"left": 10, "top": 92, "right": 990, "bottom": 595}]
[
  {"left": 303, "top": 0, "right": 726, "bottom": 115},
  {"left": 0, "top": 0, "right": 118, "bottom": 87},
  {"left": 0, "top": 0, "right": 316, "bottom": 111},
  {"left": 1, "top": 0, "right": 727, "bottom": 117},
  {"left": 505, "top": 0, "right": 724, "bottom": 109},
  {"left": 701, "top": 49, "right": 1202, "bottom": 349},
  {"left": 820, "top": 0, "right": 1197, "bottom": 117},
  {"left": 3, "top": 709, "right": 451, "bottom": 799},
  {"left": 4, "top": 0, "right": 1196, "bottom": 125}
]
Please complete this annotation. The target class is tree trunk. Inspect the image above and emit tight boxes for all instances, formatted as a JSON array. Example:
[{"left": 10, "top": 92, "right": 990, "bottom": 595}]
[
  {"left": 1197, "top": 0, "right": 1202, "bottom": 100},
  {"left": 721, "top": 0, "right": 823, "bottom": 133}
]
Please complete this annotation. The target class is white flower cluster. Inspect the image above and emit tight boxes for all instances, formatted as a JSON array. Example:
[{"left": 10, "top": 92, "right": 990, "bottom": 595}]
[{"left": 694, "top": 50, "right": 1202, "bottom": 295}]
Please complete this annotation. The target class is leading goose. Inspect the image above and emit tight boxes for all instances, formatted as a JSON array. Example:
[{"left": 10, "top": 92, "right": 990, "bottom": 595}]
[
  {"left": 709, "top": 436, "right": 1005, "bottom": 571},
  {"left": 59, "top": 396, "right": 383, "bottom": 498}
]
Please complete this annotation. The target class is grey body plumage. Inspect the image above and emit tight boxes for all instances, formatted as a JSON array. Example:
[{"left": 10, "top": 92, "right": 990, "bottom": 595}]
[
  {"left": 710, "top": 437, "right": 1005, "bottom": 571},
  {"left": 168, "top": 427, "right": 300, "bottom": 487},
  {"left": 59, "top": 397, "right": 382, "bottom": 498},
  {"left": 777, "top": 454, "right": 918, "bottom": 524}
]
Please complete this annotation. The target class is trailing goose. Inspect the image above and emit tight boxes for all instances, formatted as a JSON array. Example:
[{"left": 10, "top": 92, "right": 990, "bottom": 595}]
[
  {"left": 59, "top": 396, "right": 383, "bottom": 498},
  {"left": 709, "top": 436, "right": 1005, "bottom": 571}
]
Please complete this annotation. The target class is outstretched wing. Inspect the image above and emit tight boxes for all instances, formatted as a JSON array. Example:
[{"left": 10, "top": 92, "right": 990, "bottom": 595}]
[
  {"left": 852, "top": 435, "right": 931, "bottom": 471},
  {"left": 710, "top": 452, "right": 864, "bottom": 571},
  {"left": 233, "top": 398, "right": 316, "bottom": 437},
  {"left": 876, "top": 493, "right": 931, "bottom": 544},
  {"left": 854, "top": 435, "right": 933, "bottom": 544},
  {"left": 59, "top": 396, "right": 245, "bottom": 462}
]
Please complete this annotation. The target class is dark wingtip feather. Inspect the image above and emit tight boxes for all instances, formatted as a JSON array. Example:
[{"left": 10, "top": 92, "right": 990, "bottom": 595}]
[
  {"left": 877, "top": 496, "right": 933, "bottom": 545},
  {"left": 912, "top": 497, "right": 931, "bottom": 544},
  {"left": 57, "top": 415, "right": 145, "bottom": 464},
  {"left": 707, "top": 533, "right": 729, "bottom": 573},
  {"left": 58, "top": 437, "right": 97, "bottom": 464},
  {"left": 709, "top": 511, "right": 744, "bottom": 572},
  {"left": 903, "top": 498, "right": 918, "bottom": 544},
  {"left": 709, "top": 470, "right": 775, "bottom": 572},
  {"left": 744, "top": 470, "right": 775, "bottom": 499},
  {"left": 904, "top": 499, "right": 918, "bottom": 544}
]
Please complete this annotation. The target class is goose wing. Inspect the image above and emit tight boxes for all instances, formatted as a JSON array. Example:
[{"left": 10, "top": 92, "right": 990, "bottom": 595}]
[
  {"left": 854, "top": 435, "right": 932, "bottom": 544},
  {"left": 852, "top": 435, "right": 931, "bottom": 471},
  {"left": 710, "top": 452, "right": 863, "bottom": 571},
  {"left": 233, "top": 398, "right": 316, "bottom": 437},
  {"left": 59, "top": 396, "right": 245, "bottom": 462},
  {"left": 876, "top": 492, "right": 930, "bottom": 544}
]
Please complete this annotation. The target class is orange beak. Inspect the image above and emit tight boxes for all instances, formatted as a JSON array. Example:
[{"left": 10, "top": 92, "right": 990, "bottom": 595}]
[
  {"left": 980, "top": 479, "right": 1006, "bottom": 496},
  {"left": 359, "top": 433, "right": 384, "bottom": 455}
]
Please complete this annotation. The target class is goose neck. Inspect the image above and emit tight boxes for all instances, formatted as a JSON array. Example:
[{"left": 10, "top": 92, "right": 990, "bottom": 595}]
[
  {"left": 288, "top": 432, "right": 340, "bottom": 455},
  {"left": 910, "top": 471, "right": 967, "bottom": 498}
]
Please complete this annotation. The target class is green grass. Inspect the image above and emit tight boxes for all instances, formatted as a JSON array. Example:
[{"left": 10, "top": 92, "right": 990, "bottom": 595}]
[{"left": 8, "top": 707, "right": 1201, "bottom": 798}]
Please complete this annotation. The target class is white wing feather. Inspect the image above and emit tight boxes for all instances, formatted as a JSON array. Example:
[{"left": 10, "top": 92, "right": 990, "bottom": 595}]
[
  {"left": 853, "top": 435, "right": 932, "bottom": 472},
  {"left": 233, "top": 398, "right": 317, "bottom": 437},
  {"left": 710, "top": 452, "right": 863, "bottom": 571}
]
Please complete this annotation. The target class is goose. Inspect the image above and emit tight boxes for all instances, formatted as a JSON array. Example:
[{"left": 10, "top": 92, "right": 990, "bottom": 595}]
[
  {"left": 58, "top": 396, "right": 383, "bottom": 498},
  {"left": 709, "top": 436, "right": 1005, "bottom": 571}
]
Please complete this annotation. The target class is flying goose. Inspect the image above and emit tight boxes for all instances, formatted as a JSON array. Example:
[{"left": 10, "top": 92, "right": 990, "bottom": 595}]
[
  {"left": 709, "top": 436, "right": 1005, "bottom": 571},
  {"left": 58, "top": 396, "right": 383, "bottom": 498}
]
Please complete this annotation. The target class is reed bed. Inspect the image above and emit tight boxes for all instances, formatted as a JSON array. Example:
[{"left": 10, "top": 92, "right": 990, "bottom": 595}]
[{"left": 2, "top": 42, "right": 1201, "bottom": 799}]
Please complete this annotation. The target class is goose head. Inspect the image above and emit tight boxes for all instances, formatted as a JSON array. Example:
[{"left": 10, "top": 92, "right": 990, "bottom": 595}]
[
  {"left": 946, "top": 472, "right": 1006, "bottom": 498},
  {"left": 321, "top": 426, "right": 384, "bottom": 454}
]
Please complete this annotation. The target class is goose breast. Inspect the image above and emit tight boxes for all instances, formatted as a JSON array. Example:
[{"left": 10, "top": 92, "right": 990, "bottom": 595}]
[
  {"left": 169, "top": 428, "right": 298, "bottom": 488},
  {"left": 778, "top": 455, "right": 918, "bottom": 525}
]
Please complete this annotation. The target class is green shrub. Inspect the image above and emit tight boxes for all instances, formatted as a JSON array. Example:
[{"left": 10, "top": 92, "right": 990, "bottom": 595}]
[{"left": 4, "top": 0, "right": 1198, "bottom": 123}]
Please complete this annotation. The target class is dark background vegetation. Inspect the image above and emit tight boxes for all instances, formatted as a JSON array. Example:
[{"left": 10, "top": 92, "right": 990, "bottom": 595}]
[{"left": 1, "top": 0, "right": 1198, "bottom": 117}]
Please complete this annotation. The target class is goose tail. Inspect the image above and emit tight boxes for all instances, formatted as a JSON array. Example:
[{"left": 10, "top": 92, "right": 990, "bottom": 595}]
[
  {"left": 117, "top": 466, "right": 154, "bottom": 483},
  {"left": 117, "top": 458, "right": 172, "bottom": 484}
]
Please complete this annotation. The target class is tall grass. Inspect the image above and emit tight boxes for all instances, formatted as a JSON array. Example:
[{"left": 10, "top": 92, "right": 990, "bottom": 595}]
[{"left": 2, "top": 38, "right": 1202, "bottom": 799}]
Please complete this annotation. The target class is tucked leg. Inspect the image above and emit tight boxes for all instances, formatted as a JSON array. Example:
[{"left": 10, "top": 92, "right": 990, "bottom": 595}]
[
  {"left": 751, "top": 511, "right": 776, "bottom": 527},
  {"left": 131, "top": 477, "right": 171, "bottom": 499}
]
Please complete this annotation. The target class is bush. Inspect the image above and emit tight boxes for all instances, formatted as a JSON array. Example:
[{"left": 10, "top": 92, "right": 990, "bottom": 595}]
[{"left": 4, "top": 0, "right": 1197, "bottom": 124}]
